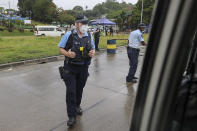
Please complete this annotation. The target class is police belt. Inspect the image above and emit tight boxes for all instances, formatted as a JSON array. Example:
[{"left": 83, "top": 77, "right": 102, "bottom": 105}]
[
  {"left": 64, "top": 57, "right": 90, "bottom": 66},
  {"left": 127, "top": 46, "right": 140, "bottom": 51}
]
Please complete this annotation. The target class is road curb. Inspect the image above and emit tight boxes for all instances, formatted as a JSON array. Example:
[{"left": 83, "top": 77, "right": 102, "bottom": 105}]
[{"left": 0, "top": 55, "right": 65, "bottom": 71}]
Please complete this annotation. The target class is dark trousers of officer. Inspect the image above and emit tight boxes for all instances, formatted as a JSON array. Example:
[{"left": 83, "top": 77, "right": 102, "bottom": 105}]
[
  {"left": 63, "top": 63, "right": 89, "bottom": 118},
  {"left": 95, "top": 37, "right": 100, "bottom": 50},
  {"left": 126, "top": 47, "right": 140, "bottom": 81},
  {"left": 110, "top": 31, "right": 113, "bottom": 36}
]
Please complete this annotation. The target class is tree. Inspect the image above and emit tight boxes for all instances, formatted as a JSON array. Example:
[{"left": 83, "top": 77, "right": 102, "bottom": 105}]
[
  {"left": 17, "top": 0, "right": 26, "bottom": 16},
  {"left": 128, "top": 6, "right": 141, "bottom": 28},
  {"left": 73, "top": 6, "right": 83, "bottom": 12},
  {"left": 64, "top": 14, "right": 75, "bottom": 26},
  {"left": 16, "top": 0, "right": 154, "bottom": 29},
  {"left": 18, "top": 0, "right": 56, "bottom": 23},
  {"left": 93, "top": 3, "right": 109, "bottom": 17},
  {"left": 18, "top": 0, "right": 36, "bottom": 17},
  {"left": 104, "top": 0, "right": 122, "bottom": 11},
  {"left": 66, "top": 10, "right": 77, "bottom": 17},
  {"left": 135, "top": 0, "right": 155, "bottom": 24},
  {"left": 85, "top": 10, "right": 98, "bottom": 20},
  {"left": 112, "top": 10, "right": 127, "bottom": 31},
  {"left": 0, "top": 7, "right": 4, "bottom": 14},
  {"left": 93, "top": 0, "right": 134, "bottom": 29},
  {"left": 57, "top": 9, "right": 75, "bottom": 26},
  {"left": 32, "top": 0, "right": 56, "bottom": 23}
]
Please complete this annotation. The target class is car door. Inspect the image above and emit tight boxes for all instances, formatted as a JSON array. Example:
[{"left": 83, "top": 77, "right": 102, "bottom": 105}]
[{"left": 129, "top": 0, "right": 197, "bottom": 131}]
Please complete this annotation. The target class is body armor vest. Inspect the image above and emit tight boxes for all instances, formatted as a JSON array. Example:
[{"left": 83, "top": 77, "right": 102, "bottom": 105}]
[{"left": 64, "top": 30, "right": 92, "bottom": 66}]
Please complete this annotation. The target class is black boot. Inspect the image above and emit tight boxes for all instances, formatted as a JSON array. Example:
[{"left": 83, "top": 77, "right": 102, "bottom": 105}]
[
  {"left": 76, "top": 106, "right": 83, "bottom": 115},
  {"left": 133, "top": 76, "right": 138, "bottom": 79},
  {"left": 131, "top": 79, "right": 137, "bottom": 83},
  {"left": 67, "top": 117, "right": 76, "bottom": 127},
  {"left": 126, "top": 78, "right": 137, "bottom": 83}
]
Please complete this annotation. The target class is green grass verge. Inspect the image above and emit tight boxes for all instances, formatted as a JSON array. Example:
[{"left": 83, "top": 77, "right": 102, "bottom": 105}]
[
  {"left": 0, "top": 30, "right": 33, "bottom": 36},
  {"left": 0, "top": 36, "right": 61, "bottom": 64},
  {"left": 0, "top": 34, "right": 148, "bottom": 64}
]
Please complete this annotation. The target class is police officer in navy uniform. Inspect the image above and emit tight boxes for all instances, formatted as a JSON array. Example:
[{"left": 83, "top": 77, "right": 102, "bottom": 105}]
[
  {"left": 126, "top": 23, "right": 147, "bottom": 83},
  {"left": 58, "top": 15, "right": 95, "bottom": 127},
  {"left": 93, "top": 24, "right": 100, "bottom": 51}
]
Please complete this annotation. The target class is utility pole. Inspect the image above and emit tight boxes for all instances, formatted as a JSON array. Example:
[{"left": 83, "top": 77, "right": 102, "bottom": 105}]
[
  {"left": 140, "top": 0, "right": 144, "bottom": 23},
  {"left": 29, "top": 11, "right": 32, "bottom": 20},
  {"left": 8, "top": 1, "right": 10, "bottom": 9},
  {"left": 8, "top": 1, "right": 10, "bottom": 29}
]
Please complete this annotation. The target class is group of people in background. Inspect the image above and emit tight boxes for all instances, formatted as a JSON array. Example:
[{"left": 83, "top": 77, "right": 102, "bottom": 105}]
[
  {"left": 105, "top": 26, "right": 114, "bottom": 36},
  {"left": 93, "top": 25, "right": 114, "bottom": 51}
]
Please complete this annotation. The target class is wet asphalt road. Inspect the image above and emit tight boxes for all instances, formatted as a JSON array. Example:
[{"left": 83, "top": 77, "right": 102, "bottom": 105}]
[{"left": 0, "top": 47, "right": 144, "bottom": 131}]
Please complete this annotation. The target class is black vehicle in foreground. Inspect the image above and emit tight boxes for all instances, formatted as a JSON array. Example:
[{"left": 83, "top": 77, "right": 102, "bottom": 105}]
[{"left": 130, "top": 0, "right": 197, "bottom": 131}]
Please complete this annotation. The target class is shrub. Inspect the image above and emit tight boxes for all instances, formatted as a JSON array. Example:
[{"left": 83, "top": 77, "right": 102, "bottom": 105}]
[
  {"left": 0, "top": 26, "right": 5, "bottom": 31},
  {"left": 8, "top": 28, "right": 14, "bottom": 32},
  {"left": 16, "top": 20, "right": 24, "bottom": 26},
  {"left": 18, "top": 28, "right": 24, "bottom": 33}
]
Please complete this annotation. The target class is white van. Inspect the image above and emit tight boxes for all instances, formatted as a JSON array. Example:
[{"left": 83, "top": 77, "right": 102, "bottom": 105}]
[{"left": 34, "top": 26, "right": 65, "bottom": 37}]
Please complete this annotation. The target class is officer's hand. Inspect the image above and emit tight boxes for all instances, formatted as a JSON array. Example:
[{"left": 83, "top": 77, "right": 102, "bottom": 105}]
[
  {"left": 67, "top": 49, "right": 76, "bottom": 58},
  {"left": 88, "top": 50, "right": 95, "bottom": 57},
  {"left": 141, "top": 41, "right": 147, "bottom": 46}
]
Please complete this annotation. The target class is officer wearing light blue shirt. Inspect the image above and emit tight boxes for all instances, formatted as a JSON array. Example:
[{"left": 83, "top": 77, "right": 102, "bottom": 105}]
[
  {"left": 126, "top": 23, "right": 147, "bottom": 83},
  {"left": 128, "top": 29, "right": 145, "bottom": 49},
  {"left": 58, "top": 15, "right": 95, "bottom": 127}
]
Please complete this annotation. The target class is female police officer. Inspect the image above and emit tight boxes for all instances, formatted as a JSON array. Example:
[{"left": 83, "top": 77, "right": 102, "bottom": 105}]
[{"left": 58, "top": 15, "right": 95, "bottom": 127}]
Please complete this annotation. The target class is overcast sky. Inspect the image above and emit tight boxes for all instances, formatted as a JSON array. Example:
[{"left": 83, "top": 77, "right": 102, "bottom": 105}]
[{"left": 0, "top": 0, "right": 138, "bottom": 10}]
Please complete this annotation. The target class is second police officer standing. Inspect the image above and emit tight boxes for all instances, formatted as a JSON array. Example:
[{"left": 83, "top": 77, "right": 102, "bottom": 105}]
[
  {"left": 126, "top": 23, "right": 147, "bottom": 83},
  {"left": 93, "top": 24, "right": 100, "bottom": 51},
  {"left": 58, "top": 15, "right": 95, "bottom": 127}
]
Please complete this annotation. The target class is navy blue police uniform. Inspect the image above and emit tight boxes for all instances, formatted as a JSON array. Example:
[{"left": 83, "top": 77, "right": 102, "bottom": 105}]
[{"left": 58, "top": 29, "right": 95, "bottom": 120}]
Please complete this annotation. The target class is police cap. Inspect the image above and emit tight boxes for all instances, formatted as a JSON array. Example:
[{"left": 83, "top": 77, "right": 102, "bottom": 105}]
[
  {"left": 138, "top": 23, "right": 146, "bottom": 28},
  {"left": 75, "top": 15, "right": 89, "bottom": 24}
]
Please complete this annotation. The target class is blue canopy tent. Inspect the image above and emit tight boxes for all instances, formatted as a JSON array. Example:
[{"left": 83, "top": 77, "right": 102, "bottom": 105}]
[
  {"left": 91, "top": 17, "right": 116, "bottom": 25},
  {"left": 91, "top": 17, "right": 116, "bottom": 36}
]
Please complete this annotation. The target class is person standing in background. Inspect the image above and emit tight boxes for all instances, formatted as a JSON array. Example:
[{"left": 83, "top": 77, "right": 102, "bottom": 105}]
[
  {"left": 110, "top": 26, "right": 113, "bottom": 36},
  {"left": 105, "top": 27, "right": 108, "bottom": 36},
  {"left": 94, "top": 24, "right": 101, "bottom": 51}
]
